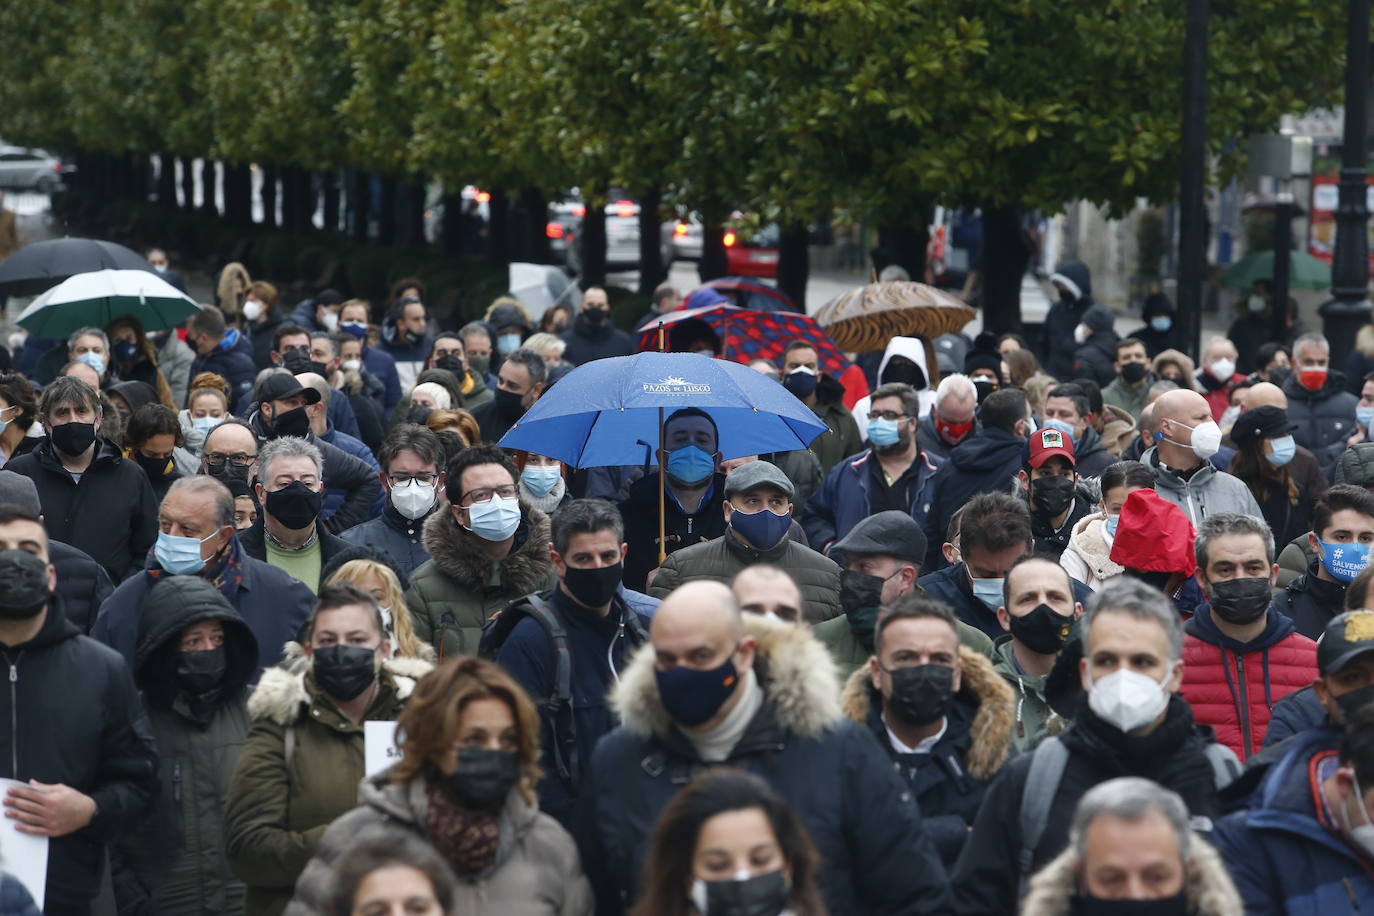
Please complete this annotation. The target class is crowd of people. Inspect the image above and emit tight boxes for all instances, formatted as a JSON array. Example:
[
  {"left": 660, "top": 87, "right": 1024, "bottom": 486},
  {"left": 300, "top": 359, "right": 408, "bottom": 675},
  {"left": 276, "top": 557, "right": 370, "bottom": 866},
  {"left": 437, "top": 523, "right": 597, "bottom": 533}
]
[{"left": 0, "top": 254, "right": 1369, "bottom": 915}]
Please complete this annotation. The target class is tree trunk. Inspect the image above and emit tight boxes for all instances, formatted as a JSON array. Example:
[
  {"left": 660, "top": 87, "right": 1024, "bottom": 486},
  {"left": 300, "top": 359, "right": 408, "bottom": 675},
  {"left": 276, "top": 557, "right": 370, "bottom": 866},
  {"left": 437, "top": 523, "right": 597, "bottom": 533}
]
[
  {"left": 200, "top": 159, "right": 217, "bottom": 214},
  {"left": 281, "top": 166, "right": 300, "bottom": 232},
  {"left": 349, "top": 169, "right": 371, "bottom": 242},
  {"left": 129, "top": 152, "right": 151, "bottom": 202},
  {"left": 519, "top": 187, "right": 551, "bottom": 264},
  {"left": 875, "top": 217, "right": 929, "bottom": 281},
  {"left": 440, "top": 191, "right": 463, "bottom": 256},
  {"left": 223, "top": 162, "right": 251, "bottom": 225},
  {"left": 321, "top": 170, "right": 339, "bottom": 234},
  {"left": 698, "top": 218, "right": 728, "bottom": 282},
  {"left": 400, "top": 181, "right": 426, "bottom": 247},
  {"left": 980, "top": 204, "right": 1029, "bottom": 335},
  {"left": 486, "top": 188, "right": 510, "bottom": 269},
  {"left": 636, "top": 186, "right": 667, "bottom": 296},
  {"left": 776, "top": 222, "right": 810, "bottom": 312},
  {"left": 261, "top": 164, "right": 279, "bottom": 228},
  {"left": 377, "top": 175, "right": 397, "bottom": 245},
  {"left": 178, "top": 156, "right": 194, "bottom": 209},
  {"left": 579, "top": 198, "right": 608, "bottom": 288}
]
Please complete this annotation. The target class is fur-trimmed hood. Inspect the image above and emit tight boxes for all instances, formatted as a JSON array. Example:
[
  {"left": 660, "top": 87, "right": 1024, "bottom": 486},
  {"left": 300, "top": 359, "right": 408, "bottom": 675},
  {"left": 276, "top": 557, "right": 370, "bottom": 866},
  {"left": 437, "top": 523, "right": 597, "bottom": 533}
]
[
  {"left": 612, "top": 614, "right": 841, "bottom": 740},
  {"left": 421, "top": 502, "right": 552, "bottom": 594},
  {"left": 1359, "top": 324, "right": 1374, "bottom": 360},
  {"left": 1021, "top": 836, "right": 1242, "bottom": 916},
  {"left": 1066, "top": 513, "right": 1123, "bottom": 580},
  {"left": 247, "top": 641, "right": 434, "bottom": 726},
  {"left": 839, "top": 646, "right": 1015, "bottom": 781}
]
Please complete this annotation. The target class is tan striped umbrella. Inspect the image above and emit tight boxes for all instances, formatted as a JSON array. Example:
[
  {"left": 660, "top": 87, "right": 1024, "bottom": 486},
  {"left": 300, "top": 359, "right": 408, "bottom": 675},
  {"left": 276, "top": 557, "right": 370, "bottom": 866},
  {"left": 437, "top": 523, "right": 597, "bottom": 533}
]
[{"left": 814, "top": 281, "right": 976, "bottom": 352}]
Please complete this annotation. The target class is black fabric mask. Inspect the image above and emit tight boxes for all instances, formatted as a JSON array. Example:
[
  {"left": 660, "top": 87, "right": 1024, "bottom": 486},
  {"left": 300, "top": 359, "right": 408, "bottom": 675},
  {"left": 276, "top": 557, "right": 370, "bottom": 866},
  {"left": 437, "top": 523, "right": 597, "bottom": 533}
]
[
  {"left": 50, "top": 421, "right": 96, "bottom": 456},
  {"left": 839, "top": 569, "right": 885, "bottom": 647},
  {"left": 1031, "top": 475, "right": 1076, "bottom": 517},
  {"left": 312, "top": 644, "right": 377, "bottom": 701},
  {"left": 434, "top": 354, "right": 466, "bottom": 376},
  {"left": 270, "top": 405, "right": 311, "bottom": 439},
  {"left": 692, "top": 869, "right": 791, "bottom": 916},
  {"left": 1071, "top": 891, "right": 1189, "bottom": 916},
  {"left": 0, "top": 550, "right": 50, "bottom": 620},
  {"left": 176, "top": 647, "right": 227, "bottom": 694},
  {"left": 1010, "top": 602, "right": 1075, "bottom": 655},
  {"left": 972, "top": 377, "right": 997, "bottom": 404},
  {"left": 443, "top": 747, "right": 520, "bottom": 811},
  {"left": 135, "top": 452, "right": 173, "bottom": 480},
  {"left": 1335, "top": 682, "right": 1374, "bottom": 724},
  {"left": 283, "top": 350, "right": 327, "bottom": 378},
  {"left": 1208, "top": 576, "right": 1272, "bottom": 626},
  {"left": 881, "top": 357, "right": 927, "bottom": 390},
  {"left": 204, "top": 458, "right": 251, "bottom": 483},
  {"left": 584, "top": 307, "right": 609, "bottom": 326},
  {"left": 886, "top": 664, "right": 956, "bottom": 727},
  {"left": 495, "top": 387, "right": 527, "bottom": 422},
  {"left": 563, "top": 562, "right": 622, "bottom": 608},
  {"left": 265, "top": 481, "right": 324, "bottom": 530},
  {"left": 1120, "top": 362, "right": 1149, "bottom": 384}
]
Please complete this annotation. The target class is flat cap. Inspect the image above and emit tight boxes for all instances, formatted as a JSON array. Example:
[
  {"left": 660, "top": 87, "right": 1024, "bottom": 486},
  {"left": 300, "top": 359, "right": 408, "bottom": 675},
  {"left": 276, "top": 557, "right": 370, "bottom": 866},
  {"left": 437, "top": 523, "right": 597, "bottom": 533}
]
[
  {"left": 0, "top": 471, "right": 40, "bottom": 516},
  {"left": 724, "top": 460, "right": 794, "bottom": 498},
  {"left": 831, "top": 510, "right": 928, "bottom": 565}
]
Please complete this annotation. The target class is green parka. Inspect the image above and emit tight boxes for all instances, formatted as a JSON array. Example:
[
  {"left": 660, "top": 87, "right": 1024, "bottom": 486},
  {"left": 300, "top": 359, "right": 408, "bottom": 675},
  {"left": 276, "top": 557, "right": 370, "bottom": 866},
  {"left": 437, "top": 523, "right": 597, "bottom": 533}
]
[
  {"left": 991, "top": 634, "right": 1063, "bottom": 752},
  {"left": 815, "top": 609, "right": 997, "bottom": 679}
]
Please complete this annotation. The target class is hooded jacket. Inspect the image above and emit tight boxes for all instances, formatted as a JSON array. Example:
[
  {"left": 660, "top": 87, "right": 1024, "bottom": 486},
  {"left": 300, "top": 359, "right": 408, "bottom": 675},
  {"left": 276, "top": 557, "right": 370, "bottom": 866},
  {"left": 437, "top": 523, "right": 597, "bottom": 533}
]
[
  {"left": 224, "top": 647, "right": 431, "bottom": 916},
  {"left": 921, "top": 427, "right": 1027, "bottom": 570},
  {"left": 1282, "top": 370, "right": 1359, "bottom": 476},
  {"left": 1181, "top": 606, "right": 1318, "bottom": 761},
  {"left": 1021, "top": 836, "right": 1242, "bottom": 916},
  {"left": 915, "top": 413, "right": 979, "bottom": 463},
  {"left": 802, "top": 446, "right": 941, "bottom": 552},
  {"left": 1101, "top": 372, "right": 1152, "bottom": 420},
  {"left": 114, "top": 578, "right": 260, "bottom": 916},
  {"left": 378, "top": 318, "right": 431, "bottom": 391},
  {"left": 0, "top": 595, "right": 160, "bottom": 914},
  {"left": 1041, "top": 262, "right": 1094, "bottom": 379},
  {"left": 991, "top": 635, "right": 1063, "bottom": 752},
  {"left": 189, "top": 329, "right": 258, "bottom": 403},
  {"left": 1211, "top": 726, "right": 1374, "bottom": 914},
  {"left": 1142, "top": 446, "right": 1264, "bottom": 527},
  {"left": 1059, "top": 513, "right": 1124, "bottom": 592},
  {"left": 1069, "top": 425, "right": 1116, "bottom": 478},
  {"left": 560, "top": 311, "right": 634, "bottom": 365},
  {"left": 647, "top": 527, "right": 842, "bottom": 623},
  {"left": 406, "top": 504, "right": 557, "bottom": 660},
  {"left": 286, "top": 771, "right": 592, "bottom": 916},
  {"left": 852, "top": 337, "right": 938, "bottom": 442},
  {"left": 5, "top": 435, "right": 159, "bottom": 582},
  {"left": 1269, "top": 559, "right": 1349, "bottom": 641},
  {"left": 804, "top": 372, "right": 864, "bottom": 474},
  {"left": 577, "top": 614, "right": 950, "bottom": 916},
  {"left": 619, "top": 471, "right": 728, "bottom": 592},
  {"left": 840, "top": 647, "right": 1015, "bottom": 866},
  {"left": 1070, "top": 306, "right": 1120, "bottom": 388}
]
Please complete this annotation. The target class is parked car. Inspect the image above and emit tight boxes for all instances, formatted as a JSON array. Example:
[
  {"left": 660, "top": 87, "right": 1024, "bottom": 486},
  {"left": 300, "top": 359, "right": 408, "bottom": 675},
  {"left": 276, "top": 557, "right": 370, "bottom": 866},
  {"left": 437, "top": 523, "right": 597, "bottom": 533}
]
[
  {"left": 671, "top": 215, "right": 703, "bottom": 261},
  {"left": 549, "top": 190, "right": 674, "bottom": 273},
  {"left": 0, "top": 146, "right": 72, "bottom": 192},
  {"left": 724, "top": 223, "right": 780, "bottom": 278}
]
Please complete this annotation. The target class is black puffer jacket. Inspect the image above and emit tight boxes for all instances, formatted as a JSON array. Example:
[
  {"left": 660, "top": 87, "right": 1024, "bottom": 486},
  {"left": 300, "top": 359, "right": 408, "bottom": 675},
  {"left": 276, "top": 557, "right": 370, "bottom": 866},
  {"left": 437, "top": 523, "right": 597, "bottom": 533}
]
[
  {"left": 114, "top": 578, "right": 258, "bottom": 916},
  {"left": 50, "top": 539, "right": 114, "bottom": 634},
  {"left": 1268, "top": 560, "right": 1348, "bottom": 641},
  {"left": 560, "top": 312, "right": 634, "bottom": 365},
  {"left": 1282, "top": 370, "right": 1359, "bottom": 477},
  {"left": 4, "top": 436, "right": 158, "bottom": 582},
  {"left": 0, "top": 594, "right": 160, "bottom": 914},
  {"left": 921, "top": 428, "right": 1026, "bottom": 570}
]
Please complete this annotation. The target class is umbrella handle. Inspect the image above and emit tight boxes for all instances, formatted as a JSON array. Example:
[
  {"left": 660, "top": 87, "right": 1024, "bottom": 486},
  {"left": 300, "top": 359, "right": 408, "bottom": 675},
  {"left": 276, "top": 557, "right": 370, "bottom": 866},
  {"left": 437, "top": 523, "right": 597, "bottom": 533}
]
[{"left": 657, "top": 407, "right": 667, "bottom": 564}]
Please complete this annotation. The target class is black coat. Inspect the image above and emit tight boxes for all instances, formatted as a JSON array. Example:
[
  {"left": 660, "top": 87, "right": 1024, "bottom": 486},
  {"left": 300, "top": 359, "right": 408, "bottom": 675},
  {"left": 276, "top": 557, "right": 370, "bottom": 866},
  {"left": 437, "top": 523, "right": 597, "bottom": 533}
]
[
  {"left": 50, "top": 539, "right": 114, "bottom": 634},
  {"left": 1261, "top": 684, "right": 1327, "bottom": 750},
  {"left": 951, "top": 697, "right": 1227, "bottom": 915},
  {"left": 338, "top": 502, "right": 436, "bottom": 579},
  {"left": 1070, "top": 328, "right": 1119, "bottom": 388},
  {"left": 5, "top": 437, "right": 159, "bottom": 582},
  {"left": 0, "top": 596, "right": 160, "bottom": 914},
  {"left": 247, "top": 313, "right": 288, "bottom": 371},
  {"left": 188, "top": 330, "right": 258, "bottom": 404},
  {"left": 560, "top": 312, "right": 634, "bottom": 365},
  {"left": 1071, "top": 425, "right": 1117, "bottom": 479},
  {"left": 1040, "top": 262, "right": 1093, "bottom": 379},
  {"left": 1268, "top": 563, "right": 1347, "bottom": 641},
  {"left": 618, "top": 471, "right": 728, "bottom": 592},
  {"left": 468, "top": 396, "right": 516, "bottom": 444},
  {"left": 1281, "top": 371, "right": 1359, "bottom": 477},
  {"left": 921, "top": 428, "right": 1026, "bottom": 570}
]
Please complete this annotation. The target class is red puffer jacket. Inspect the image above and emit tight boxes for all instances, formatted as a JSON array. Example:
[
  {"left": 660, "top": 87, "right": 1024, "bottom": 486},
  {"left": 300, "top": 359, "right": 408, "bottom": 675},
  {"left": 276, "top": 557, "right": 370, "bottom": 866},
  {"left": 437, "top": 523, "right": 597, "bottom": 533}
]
[{"left": 1180, "top": 606, "right": 1318, "bottom": 760}]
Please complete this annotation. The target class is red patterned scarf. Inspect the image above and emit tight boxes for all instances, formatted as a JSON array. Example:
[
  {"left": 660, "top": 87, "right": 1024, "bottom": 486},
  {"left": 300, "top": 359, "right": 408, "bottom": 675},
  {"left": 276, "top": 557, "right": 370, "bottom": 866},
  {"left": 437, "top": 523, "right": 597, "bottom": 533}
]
[{"left": 425, "top": 780, "right": 501, "bottom": 876}]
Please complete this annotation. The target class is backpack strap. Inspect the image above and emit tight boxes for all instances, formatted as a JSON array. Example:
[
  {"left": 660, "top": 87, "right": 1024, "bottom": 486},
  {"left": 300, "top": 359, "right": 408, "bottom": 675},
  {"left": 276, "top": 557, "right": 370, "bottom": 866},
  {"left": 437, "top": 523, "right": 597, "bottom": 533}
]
[
  {"left": 523, "top": 595, "right": 573, "bottom": 708},
  {"left": 1017, "top": 736, "right": 1069, "bottom": 899}
]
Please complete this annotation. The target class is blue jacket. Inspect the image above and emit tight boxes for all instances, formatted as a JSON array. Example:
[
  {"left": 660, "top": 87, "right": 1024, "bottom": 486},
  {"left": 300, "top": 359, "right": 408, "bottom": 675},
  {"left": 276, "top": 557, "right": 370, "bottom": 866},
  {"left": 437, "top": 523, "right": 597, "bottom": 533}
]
[
  {"left": 495, "top": 586, "right": 657, "bottom": 826},
  {"left": 189, "top": 329, "right": 258, "bottom": 403},
  {"left": 921, "top": 428, "right": 1027, "bottom": 570},
  {"left": 1263, "top": 685, "right": 1329, "bottom": 750},
  {"left": 321, "top": 425, "right": 385, "bottom": 518},
  {"left": 802, "top": 447, "right": 942, "bottom": 552},
  {"left": 92, "top": 545, "right": 316, "bottom": 681},
  {"left": 1212, "top": 726, "right": 1374, "bottom": 914},
  {"left": 0, "top": 874, "right": 40, "bottom": 916},
  {"left": 362, "top": 346, "right": 402, "bottom": 411},
  {"left": 919, "top": 561, "right": 1093, "bottom": 639},
  {"left": 339, "top": 502, "right": 436, "bottom": 579}
]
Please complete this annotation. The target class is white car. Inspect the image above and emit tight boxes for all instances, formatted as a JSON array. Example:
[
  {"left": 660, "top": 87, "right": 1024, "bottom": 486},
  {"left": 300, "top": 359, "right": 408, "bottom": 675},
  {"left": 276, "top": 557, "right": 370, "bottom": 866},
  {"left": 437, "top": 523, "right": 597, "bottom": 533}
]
[
  {"left": 0, "top": 146, "right": 71, "bottom": 192},
  {"left": 548, "top": 193, "right": 674, "bottom": 273}
]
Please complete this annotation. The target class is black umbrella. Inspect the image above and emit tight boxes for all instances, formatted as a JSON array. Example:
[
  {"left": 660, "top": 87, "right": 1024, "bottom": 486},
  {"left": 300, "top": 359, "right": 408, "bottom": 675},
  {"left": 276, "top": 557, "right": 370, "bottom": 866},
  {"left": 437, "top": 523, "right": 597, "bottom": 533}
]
[{"left": 0, "top": 238, "right": 153, "bottom": 296}]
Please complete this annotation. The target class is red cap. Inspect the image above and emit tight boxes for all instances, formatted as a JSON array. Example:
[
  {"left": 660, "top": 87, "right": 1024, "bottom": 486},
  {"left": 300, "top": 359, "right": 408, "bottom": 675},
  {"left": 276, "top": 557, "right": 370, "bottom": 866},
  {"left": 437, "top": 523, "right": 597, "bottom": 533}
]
[
  {"left": 1028, "top": 427, "right": 1075, "bottom": 468},
  {"left": 1109, "top": 489, "right": 1196, "bottom": 576}
]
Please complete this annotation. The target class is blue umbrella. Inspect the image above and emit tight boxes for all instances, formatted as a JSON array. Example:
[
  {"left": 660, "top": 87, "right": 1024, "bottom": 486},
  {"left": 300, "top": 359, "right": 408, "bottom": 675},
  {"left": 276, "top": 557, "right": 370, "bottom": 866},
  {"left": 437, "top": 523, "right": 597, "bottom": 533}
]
[{"left": 499, "top": 352, "right": 827, "bottom": 467}]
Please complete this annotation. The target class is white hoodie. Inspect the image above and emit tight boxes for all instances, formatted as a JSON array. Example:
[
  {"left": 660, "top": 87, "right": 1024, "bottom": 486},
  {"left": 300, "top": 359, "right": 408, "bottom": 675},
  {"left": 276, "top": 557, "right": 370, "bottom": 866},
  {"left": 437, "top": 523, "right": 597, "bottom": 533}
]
[{"left": 852, "top": 337, "right": 936, "bottom": 440}]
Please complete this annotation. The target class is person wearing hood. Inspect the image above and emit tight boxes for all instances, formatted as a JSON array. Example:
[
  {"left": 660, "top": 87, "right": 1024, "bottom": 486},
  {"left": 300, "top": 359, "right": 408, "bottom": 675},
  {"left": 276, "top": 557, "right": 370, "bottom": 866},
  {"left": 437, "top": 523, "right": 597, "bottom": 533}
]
[
  {"left": 468, "top": 347, "right": 546, "bottom": 444},
  {"left": 486, "top": 297, "right": 535, "bottom": 360},
  {"left": 951, "top": 579, "right": 1239, "bottom": 916},
  {"left": 187, "top": 305, "right": 258, "bottom": 403},
  {"left": 560, "top": 286, "right": 632, "bottom": 365},
  {"left": 1042, "top": 261, "right": 1096, "bottom": 379},
  {"left": 225, "top": 584, "right": 433, "bottom": 916},
  {"left": 1129, "top": 292, "right": 1179, "bottom": 357},
  {"left": 1023, "top": 778, "right": 1243, "bottom": 916},
  {"left": 113, "top": 576, "right": 259, "bottom": 915},
  {"left": 802, "top": 382, "right": 942, "bottom": 553},
  {"left": 921, "top": 388, "right": 1034, "bottom": 572},
  {"left": 426, "top": 332, "right": 492, "bottom": 408},
  {"left": 914, "top": 373, "right": 978, "bottom": 461},
  {"left": 962, "top": 336, "right": 1004, "bottom": 406},
  {"left": 1197, "top": 336, "right": 1246, "bottom": 421},
  {"left": 340, "top": 424, "right": 443, "bottom": 578},
  {"left": 286, "top": 288, "right": 343, "bottom": 336},
  {"left": 517, "top": 451, "right": 570, "bottom": 515},
  {"left": 1153, "top": 348, "right": 1201, "bottom": 392},
  {"left": 1060, "top": 460, "right": 1155, "bottom": 592},
  {"left": 1069, "top": 304, "right": 1120, "bottom": 389},
  {"left": 1284, "top": 332, "right": 1360, "bottom": 476},
  {"left": 1270, "top": 484, "right": 1374, "bottom": 640},
  {"left": 576, "top": 581, "right": 952, "bottom": 915},
  {"left": 0, "top": 506, "right": 161, "bottom": 914},
  {"left": 649, "top": 461, "right": 842, "bottom": 622},
  {"left": 334, "top": 298, "right": 403, "bottom": 410},
  {"left": 107, "top": 315, "right": 176, "bottom": 408},
  {"left": 5, "top": 376, "right": 158, "bottom": 582},
  {"left": 379, "top": 296, "right": 433, "bottom": 391},
  {"left": 1101, "top": 338, "right": 1154, "bottom": 420},
  {"left": 851, "top": 336, "right": 939, "bottom": 442},
  {"left": 1019, "top": 427, "right": 1093, "bottom": 563},
  {"left": 1142, "top": 389, "right": 1262, "bottom": 527},
  {"left": 1041, "top": 383, "right": 1116, "bottom": 479},
  {"left": 243, "top": 281, "right": 287, "bottom": 369},
  {"left": 1181, "top": 513, "right": 1317, "bottom": 765},
  {"left": 841, "top": 596, "right": 1015, "bottom": 866},
  {"left": 284, "top": 656, "right": 590, "bottom": 916},
  {"left": 779, "top": 339, "right": 862, "bottom": 473},
  {"left": 106, "top": 377, "right": 160, "bottom": 431},
  {"left": 406, "top": 444, "right": 557, "bottom": 659}
]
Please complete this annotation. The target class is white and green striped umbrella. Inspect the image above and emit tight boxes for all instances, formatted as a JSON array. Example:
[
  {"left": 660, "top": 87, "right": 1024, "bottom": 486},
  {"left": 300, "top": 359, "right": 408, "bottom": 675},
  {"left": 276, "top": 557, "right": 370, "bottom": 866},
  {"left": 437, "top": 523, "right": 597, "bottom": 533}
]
[{"left": 16, "top": 268, "right": 200, "bottom": 336}]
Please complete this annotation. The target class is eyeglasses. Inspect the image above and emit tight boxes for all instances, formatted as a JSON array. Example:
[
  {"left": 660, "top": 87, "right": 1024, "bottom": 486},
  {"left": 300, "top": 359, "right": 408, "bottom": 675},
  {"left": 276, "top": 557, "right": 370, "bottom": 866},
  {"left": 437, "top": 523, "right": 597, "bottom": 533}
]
[
  {"left": 461, "top": 485, "right": 517, "bottom": 505},
  {"left": 388, "top": 472, "right": 438, "bottom": 488},
  {"left": 204, "top": 452, "right": 255, "bottom": 467},
  {"left": 867, "top": 411, "right": 909, "bottom": 422}
]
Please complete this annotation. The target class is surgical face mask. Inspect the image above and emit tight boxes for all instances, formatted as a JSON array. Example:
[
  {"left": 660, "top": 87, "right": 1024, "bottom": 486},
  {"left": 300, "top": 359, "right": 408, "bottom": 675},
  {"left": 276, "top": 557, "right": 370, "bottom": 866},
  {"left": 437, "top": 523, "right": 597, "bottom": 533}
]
[
  {"left": 1073, "top": 324, "right": 1090, "bottom": 345},
  {"left": 1042, "top": 417, "right": 1078, "bottom": 442},
  {"left": 390, "top": 480, "right": 438, "bottom": 520},
  {"left": 340, "top": 359, "right": 362, "bottom": 372},
  {"left": 1320, "top": 540, "right": 1372, "bottom": 583},
  {"left": 1150, "top": 315, "right": 1173, "bottom": 333},
  {"left": 520, "top": 464, "right": 562, "bottom": 497},
  {"left": 967, "top": 570, "right": 1005, "bottom": 610},
  {"left": 75, "top": 351, "right": 105, "bottom": 376},
  {"left": 497, "top": 332, "right": 522, "bottom": 355},
  {"left": 443, "top": 747, "right": 519, "bottom": 811},
  {"left": 1088, "top": 664, "right": 1172, "bottom": 733},
  {"left": 867, "top": 417, "right": 901, "bottom": 447},
  {"left": 1208, "top": 357, "right": 1236, "bottom": 381},
  {"left": 1266, "top": 435, "right": 1296, "bottom": 467},
  {"left": 666, "top": 444, "right": 715, "bottom": 486},
  {"left": 1103, "top": 512, "right": 1120, "bottom": 539},
  {"left": 1247, "top": 295, "right": 1267, "bottom": 314},
  {"left": 242, "top": 299, "right": 264, "bottom": 322},
  {"left": 191, "top": 416, "right": 222, "bottom": 436},
  {"left": 155, "top": 530, "right": 219, "bottom": 575},
  {"left": 1338, "top": 771, "right": 1374, "bottom": 860},
  {"left": 319, "top": 310, "right": 340, "bottom": 333},
  {"left": 1162, "top": 419, "right": 1221, "bottom": 460},
  {"left": 690, "top": 869, "right": 790, "bottom": 916},
  {"left": 340, "top": 320, "right": 368, "bottom": 340},
  {"left": 1360, "top": 405, "right": 1374, "bottom": 430},
  {"left": 464, "top": 494, "right": 521, "bottom": 541}
]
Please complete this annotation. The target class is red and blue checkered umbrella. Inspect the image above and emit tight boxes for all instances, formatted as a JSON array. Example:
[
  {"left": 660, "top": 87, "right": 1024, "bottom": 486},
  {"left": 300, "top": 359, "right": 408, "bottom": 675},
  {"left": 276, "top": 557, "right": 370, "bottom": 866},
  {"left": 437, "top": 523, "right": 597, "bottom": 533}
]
[{"left": 636, "top": 303, "right": 853, "bottom": 378}]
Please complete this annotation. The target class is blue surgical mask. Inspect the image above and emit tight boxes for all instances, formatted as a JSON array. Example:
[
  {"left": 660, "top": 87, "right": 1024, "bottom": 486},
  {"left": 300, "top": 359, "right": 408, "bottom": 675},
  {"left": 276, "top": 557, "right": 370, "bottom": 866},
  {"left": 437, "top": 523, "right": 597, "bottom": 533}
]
[
  {"left": 1042, "top": 418, "right": 1078, "bottom": 442},
  {"left": 1104, "top": 513, "right": 1120, "bottom": 538},
  {"left": 340, "top": 321, "right": 368, "bottom": 340},
  {"left": 464, "top": 495, "right": 521, "bottom": 542},
  {"left": 521, "top": 464, "right": 562, "bottom": 497},
  {"left": 729, "top": 506, "right": 792, "bottom": 550},
  {"left": 1359, "top": 406, "right": 1374, "bottom": 429},
  {"left": 76, "top": 351, "right": 106, "bottom": 376},
  {"left": 1266, "top": 435, "right": 1296, "bottom": 468},
  {"left": 1150, "top": 316, "right": 1173, "bottom": 333},
  {"left": 191, "top": 416, "right": 222, "bottom": 435},
  {"left": 154, "top": 530, "right": 218, "bottom": 575},
  {"left": 1320, "top": 539, "right": 1372, "bottom": 583},
  {"left": 113, "top": 340, "right": 138, "bottom": 363},
  {"left": 868, "top": 417, "right": 901, "bottom": 447},
  {"left": 968, "top": 571, "right": 1005, "bottom": 610},
  {"left": 666, "top": 444, "right": 715, "bottom": 485},
  {"left": 497, "top": 333, "right": 522, "bottom": 355}
]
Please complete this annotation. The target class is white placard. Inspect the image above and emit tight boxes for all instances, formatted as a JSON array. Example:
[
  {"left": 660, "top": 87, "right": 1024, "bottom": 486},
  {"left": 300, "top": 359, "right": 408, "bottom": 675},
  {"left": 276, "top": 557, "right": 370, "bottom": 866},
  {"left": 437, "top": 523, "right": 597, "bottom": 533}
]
[
  {"left": 0, "top": 779, "right": 47, "bottom": 908},
  {"left": 364, "top": 721, "right": 404, "bottom": 778}
]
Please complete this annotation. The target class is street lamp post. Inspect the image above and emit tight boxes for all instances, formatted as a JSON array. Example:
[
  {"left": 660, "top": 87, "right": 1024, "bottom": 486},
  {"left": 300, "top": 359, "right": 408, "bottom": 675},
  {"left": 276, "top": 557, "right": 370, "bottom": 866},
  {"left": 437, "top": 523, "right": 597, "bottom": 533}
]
[
  {"left": 1320, "top": 0, "right": 1373, "bottom": 367},
  {"left": 1177, "top": 0, "right": 1210, "bottom": 363}
]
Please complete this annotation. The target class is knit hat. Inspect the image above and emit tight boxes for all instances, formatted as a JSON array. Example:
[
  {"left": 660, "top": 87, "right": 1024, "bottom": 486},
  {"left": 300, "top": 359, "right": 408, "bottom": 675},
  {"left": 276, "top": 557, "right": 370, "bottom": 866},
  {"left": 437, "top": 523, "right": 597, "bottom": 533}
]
[
  {"left": 1082, "top": 304, "right": 1115, "bottom": 333},
  {"left": 1109, "top": 489, "right": 1196, "bottom": 576},
  {"left": 0, "top": 471, "right": 40, "bottom": 516},
  {"left": 1230, "top": 406, "right": 1297, "bottom": 448},
  {"left": 964, "top": 332, "right": 1004, "bottom": 385}
]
